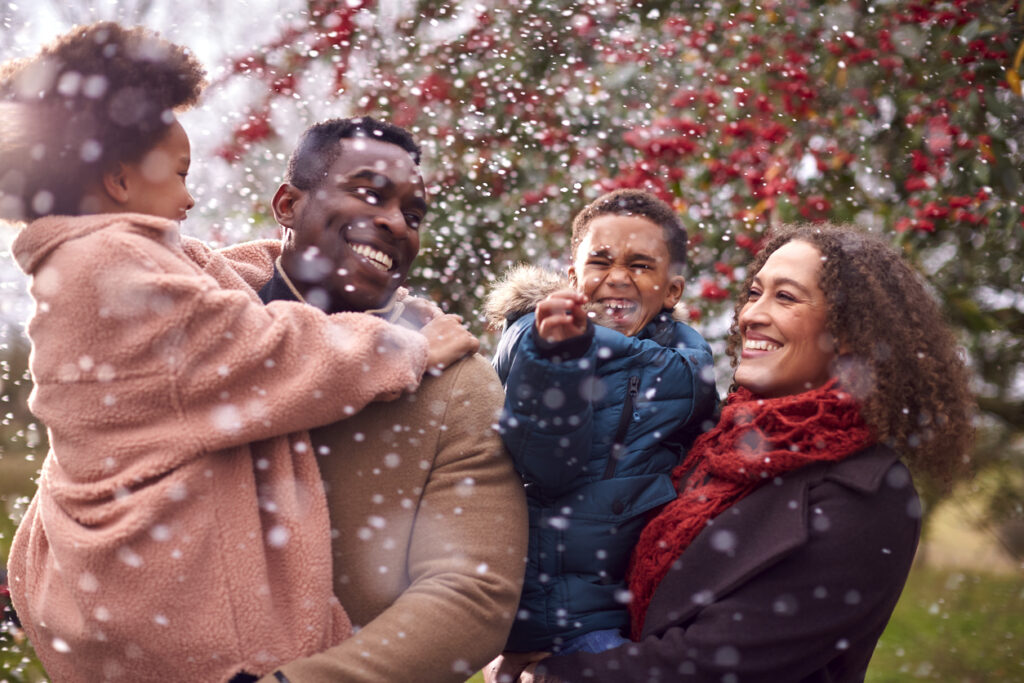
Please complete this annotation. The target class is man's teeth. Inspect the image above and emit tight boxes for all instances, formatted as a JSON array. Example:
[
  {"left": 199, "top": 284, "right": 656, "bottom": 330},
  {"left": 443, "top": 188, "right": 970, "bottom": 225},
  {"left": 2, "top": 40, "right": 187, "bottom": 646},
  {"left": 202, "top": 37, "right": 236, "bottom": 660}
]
[
  {"left": 744, "top": 339, "right": 780, "bottom": 352},
  {"left": 351, "top": 244, "right": 393, "bottom": 271}
]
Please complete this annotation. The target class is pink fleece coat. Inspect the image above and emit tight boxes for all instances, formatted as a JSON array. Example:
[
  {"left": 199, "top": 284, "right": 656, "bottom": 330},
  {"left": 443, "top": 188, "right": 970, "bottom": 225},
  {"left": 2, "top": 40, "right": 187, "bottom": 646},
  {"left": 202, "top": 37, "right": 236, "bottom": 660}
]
[{"left": 6, "top": 213, "right": 430, "bottom": 682}]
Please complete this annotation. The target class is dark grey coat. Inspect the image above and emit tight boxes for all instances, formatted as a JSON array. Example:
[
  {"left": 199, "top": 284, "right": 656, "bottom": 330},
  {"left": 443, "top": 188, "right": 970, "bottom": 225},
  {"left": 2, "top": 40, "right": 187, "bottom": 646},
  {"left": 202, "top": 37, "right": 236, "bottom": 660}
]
[{"left": 535, "top": 444, "right": 921, "bottom": 682}]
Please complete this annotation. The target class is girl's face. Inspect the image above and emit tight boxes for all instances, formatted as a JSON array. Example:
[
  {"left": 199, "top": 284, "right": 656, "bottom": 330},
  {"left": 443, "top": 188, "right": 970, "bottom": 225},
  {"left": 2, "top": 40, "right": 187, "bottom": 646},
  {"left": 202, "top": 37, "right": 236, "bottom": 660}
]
[{"left": 119, "top": 118, "right": 195, "bottom": 221}]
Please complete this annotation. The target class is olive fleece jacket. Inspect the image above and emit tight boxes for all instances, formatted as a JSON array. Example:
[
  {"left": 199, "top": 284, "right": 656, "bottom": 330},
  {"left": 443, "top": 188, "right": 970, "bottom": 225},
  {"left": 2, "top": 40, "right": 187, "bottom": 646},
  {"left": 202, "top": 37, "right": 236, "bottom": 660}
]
[{"left": 7, "top": 214, "right": 430, "bottom": 682}]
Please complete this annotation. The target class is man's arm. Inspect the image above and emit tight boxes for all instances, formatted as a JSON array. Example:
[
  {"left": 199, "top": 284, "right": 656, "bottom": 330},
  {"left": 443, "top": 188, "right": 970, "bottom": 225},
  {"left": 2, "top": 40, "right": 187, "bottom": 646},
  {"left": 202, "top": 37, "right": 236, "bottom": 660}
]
[{"left": 265, "top": 356, "right": 528, "bottom": 683}]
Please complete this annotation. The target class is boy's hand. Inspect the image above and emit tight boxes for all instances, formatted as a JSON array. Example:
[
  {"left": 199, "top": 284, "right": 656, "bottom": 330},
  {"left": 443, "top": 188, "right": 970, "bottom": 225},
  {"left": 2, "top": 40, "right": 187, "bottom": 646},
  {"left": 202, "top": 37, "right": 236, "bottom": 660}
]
[
  {"left": 421, "top": 314, "right": 480, "bottom": 374},
  {"left": 535, "top": 289, "right": 589, "bottom": 343}
]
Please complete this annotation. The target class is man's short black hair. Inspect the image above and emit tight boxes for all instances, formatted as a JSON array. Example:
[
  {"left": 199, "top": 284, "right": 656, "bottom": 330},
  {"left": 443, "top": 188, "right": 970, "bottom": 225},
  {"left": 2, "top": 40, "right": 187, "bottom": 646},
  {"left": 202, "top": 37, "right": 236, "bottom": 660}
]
[
  {"left": 571, "top": 189, "right": 689, "bottom": 271},
  {"left": 285, "top": 116, "right": 421, "bottom": 191}
]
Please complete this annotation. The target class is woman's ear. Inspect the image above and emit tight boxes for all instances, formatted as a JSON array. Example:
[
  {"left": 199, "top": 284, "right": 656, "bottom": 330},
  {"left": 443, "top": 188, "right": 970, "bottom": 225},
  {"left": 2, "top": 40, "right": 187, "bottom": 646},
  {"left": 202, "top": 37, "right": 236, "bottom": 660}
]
[
  {"left": 567, "top": 264, "right": 578, "bottom": 289},
  {"left": 101, "top": 164, "right": 131, "bottom": 206}
]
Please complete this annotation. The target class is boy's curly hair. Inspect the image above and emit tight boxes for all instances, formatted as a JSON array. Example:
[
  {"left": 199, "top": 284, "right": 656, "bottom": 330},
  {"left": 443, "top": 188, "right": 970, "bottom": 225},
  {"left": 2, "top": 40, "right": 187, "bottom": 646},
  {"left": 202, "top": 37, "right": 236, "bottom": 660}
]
[
  {"left": 727, "top": 223, "right": 974, "bottom": 487},
  {"left": 0, "top": 21, "right": 206, "bottom": 220}
]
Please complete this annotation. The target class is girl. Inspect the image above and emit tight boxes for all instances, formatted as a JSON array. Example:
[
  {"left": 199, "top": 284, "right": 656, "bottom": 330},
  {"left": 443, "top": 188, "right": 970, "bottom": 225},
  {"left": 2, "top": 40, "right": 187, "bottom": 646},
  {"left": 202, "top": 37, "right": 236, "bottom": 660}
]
[{"left": 1, "top": 22, "right": 473, "bottom": 682}]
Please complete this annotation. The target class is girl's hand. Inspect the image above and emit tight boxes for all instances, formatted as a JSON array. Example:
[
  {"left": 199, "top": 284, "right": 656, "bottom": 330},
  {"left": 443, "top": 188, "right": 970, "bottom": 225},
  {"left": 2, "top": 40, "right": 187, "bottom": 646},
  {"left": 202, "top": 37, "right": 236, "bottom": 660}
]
[{"left": 421, "top": 314, "right": 479, "bottom": 374}]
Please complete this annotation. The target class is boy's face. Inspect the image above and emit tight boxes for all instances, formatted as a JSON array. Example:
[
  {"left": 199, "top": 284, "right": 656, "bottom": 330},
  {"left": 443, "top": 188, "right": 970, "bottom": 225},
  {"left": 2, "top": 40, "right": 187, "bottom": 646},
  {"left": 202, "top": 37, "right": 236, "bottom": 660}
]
[
  {"left": 120, "top": 118, "right": 195, "bottom": 222},
  {"left": 569, "top": 214, "right": 684, "bottom": 337}
]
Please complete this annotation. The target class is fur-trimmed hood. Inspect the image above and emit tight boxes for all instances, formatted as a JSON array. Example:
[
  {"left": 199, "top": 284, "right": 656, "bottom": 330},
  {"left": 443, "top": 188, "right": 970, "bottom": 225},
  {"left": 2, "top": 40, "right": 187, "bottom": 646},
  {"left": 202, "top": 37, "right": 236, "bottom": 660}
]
[
  {"left": 484, "top": 264, "right": 569, "bottom": 330},
  {"left": 484, "top": 263, "right": 689, "bottom": 330}
]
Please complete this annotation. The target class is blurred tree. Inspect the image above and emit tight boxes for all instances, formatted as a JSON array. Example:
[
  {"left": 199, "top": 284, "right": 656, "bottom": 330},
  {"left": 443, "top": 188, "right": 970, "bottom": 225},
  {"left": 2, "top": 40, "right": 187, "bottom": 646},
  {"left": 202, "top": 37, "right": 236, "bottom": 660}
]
[{"left": 0, "top": 336, "right": 45, "bottom": 680}]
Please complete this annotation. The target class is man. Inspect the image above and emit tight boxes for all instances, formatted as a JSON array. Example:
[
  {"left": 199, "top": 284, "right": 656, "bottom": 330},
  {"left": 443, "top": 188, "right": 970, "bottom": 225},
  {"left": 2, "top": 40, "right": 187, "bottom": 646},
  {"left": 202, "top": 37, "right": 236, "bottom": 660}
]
[{"left": 233, "top": 117, "right": 528, "bottom": 682}]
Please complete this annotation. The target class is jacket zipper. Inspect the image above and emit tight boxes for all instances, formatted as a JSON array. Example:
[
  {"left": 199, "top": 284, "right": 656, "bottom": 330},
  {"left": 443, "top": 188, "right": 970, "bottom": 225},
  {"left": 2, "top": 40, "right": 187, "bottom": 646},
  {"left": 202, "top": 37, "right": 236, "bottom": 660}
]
[{"left": 603, "top": 375, "right": 640, "bottom": 480}]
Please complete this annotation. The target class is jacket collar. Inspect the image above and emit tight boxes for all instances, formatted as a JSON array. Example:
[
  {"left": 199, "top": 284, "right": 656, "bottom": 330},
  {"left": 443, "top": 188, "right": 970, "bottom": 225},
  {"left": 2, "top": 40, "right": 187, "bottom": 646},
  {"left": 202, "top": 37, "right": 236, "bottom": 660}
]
[{"left": 641, "top": 443, "right": 901, "bottom": 637}]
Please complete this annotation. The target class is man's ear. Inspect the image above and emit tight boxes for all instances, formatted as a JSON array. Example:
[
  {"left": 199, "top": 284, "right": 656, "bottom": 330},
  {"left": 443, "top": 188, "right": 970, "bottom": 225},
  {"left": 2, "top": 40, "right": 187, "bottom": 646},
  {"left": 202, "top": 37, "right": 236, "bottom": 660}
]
[
  {"left": 662, "top": 274, "right": 685, "bottom": 310},
  {"left": 271, "top": 183, "right": 303, "bottom": 228},
  {"left": 101, "top": 164, "right": 131, "bottom": 206}
]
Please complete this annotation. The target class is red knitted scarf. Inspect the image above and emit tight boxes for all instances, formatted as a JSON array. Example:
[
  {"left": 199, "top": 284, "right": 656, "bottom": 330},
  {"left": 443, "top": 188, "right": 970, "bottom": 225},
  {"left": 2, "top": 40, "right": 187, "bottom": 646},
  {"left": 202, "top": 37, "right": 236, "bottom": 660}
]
[{"left": 626, "top": 379, "right": 874, "bottom": 639}]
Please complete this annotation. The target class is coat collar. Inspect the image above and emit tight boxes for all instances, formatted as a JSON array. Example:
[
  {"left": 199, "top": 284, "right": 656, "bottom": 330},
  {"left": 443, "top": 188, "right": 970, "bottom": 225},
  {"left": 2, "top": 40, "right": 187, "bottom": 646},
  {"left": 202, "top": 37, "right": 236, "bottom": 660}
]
[{"left": 641, "top": 443, "right": 902, "bottom": 636}]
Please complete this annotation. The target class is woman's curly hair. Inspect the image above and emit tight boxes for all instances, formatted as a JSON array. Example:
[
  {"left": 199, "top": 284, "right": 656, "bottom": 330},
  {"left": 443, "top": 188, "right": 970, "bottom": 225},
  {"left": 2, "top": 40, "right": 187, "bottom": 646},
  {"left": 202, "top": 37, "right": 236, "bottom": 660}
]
[
  {"left": 0, "top": 21, "right": 206, "bottom": 220},
  {"left": 726, "top": 223, "right": 974, "bottom": 486}
]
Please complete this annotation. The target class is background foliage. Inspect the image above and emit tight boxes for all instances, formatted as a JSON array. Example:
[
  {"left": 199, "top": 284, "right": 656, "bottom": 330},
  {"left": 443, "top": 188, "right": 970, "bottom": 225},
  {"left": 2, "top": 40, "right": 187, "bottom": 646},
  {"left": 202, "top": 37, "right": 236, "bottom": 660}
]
[{"left": 2, "top": 0, "right": 1023, "bottom": 679}]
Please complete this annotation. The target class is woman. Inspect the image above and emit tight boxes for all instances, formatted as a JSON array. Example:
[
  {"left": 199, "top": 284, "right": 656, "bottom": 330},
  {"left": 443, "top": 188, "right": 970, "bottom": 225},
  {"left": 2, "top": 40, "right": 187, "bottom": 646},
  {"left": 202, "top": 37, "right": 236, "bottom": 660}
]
[{"left": 491, "top": 222, "right": 973, "bottom": 682}]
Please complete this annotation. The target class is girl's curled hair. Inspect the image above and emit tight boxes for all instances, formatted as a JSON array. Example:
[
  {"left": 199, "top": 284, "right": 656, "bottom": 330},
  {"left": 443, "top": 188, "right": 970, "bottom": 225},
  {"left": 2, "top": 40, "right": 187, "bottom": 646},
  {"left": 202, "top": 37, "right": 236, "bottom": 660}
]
[{"left": 0, "top": 21, "right": 206, "bottom": 221}]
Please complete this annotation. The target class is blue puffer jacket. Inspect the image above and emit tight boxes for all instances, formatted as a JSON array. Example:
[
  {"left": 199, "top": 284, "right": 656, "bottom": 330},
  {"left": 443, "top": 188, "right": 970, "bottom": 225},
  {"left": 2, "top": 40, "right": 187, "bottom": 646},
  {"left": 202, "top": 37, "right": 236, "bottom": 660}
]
[{"left": 488, "top": 270, "right": 716, "bottom": 652}]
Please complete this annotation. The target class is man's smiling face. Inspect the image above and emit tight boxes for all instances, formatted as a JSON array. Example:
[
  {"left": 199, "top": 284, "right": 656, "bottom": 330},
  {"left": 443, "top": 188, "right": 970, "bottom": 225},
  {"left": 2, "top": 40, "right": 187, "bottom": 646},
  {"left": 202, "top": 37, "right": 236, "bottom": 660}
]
[{"left": 276, "top": 137, "right": 427, "bottom": 313}]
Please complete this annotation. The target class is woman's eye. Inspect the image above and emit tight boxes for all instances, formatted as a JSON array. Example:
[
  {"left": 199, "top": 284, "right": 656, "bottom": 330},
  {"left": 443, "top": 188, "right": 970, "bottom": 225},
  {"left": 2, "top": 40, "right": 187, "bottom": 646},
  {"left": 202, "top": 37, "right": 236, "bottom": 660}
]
[
  {"left": 746, "top": 288, "right": 761, "bottom": 300},
  {"left": 777, "top": 291, "right": 796, "bottom": 302}
]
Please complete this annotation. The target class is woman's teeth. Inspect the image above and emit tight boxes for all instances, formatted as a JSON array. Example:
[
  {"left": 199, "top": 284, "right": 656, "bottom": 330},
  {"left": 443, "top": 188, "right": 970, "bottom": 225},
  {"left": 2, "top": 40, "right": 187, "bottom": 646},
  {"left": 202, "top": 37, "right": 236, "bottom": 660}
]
[{"left": 744, "top": 339, "right": 780, "bottom": 351}]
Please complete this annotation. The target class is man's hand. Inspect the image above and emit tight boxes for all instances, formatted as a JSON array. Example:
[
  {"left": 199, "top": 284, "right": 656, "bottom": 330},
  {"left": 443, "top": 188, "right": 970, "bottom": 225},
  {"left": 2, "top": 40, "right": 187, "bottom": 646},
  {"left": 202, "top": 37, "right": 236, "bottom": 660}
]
[
  {"left": 421, "top": 314, "right": 479, "bottom": 374},
  {"left": 535, "top": 289, "right": 588, "bottom": 343},
  {"left": 483, "top": 651, "right": 551, "bottom": 683}
]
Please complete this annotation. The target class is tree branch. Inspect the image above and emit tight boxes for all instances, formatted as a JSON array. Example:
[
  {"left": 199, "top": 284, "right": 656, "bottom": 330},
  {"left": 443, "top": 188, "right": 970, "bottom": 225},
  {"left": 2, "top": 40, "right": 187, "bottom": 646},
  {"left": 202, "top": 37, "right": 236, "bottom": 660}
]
[{"left": 976, "top": 396, "right": 1024, "bottom": 430}]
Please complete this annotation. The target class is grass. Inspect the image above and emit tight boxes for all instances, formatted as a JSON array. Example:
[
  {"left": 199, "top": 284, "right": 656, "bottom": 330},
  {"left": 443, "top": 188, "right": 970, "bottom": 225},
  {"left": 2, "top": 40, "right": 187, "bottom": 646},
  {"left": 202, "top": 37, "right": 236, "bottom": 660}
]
[{"left": 868, "top": 564, "right": 1024, "bottom": 681}]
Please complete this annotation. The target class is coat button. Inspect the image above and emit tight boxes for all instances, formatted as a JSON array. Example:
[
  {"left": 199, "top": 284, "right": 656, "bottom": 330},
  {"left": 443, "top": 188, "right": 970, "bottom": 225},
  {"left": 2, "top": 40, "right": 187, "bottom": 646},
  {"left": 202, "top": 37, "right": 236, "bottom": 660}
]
[{"left": 612, "top": 501, "right": 625, "bottom": 515}]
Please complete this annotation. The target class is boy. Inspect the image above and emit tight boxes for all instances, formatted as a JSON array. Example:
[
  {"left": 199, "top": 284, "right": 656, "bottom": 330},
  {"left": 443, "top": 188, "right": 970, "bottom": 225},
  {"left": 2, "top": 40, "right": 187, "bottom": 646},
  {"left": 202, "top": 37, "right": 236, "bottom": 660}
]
[{"left": 486, "top": 188, "right": 717, "bottom": 655}]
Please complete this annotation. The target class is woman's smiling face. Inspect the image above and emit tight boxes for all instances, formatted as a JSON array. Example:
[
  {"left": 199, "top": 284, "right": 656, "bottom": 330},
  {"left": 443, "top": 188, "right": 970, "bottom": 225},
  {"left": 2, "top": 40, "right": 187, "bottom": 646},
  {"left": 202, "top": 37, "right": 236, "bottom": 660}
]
[{"left": 734, "top": 239, "right": 837, "bottom": 398}]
